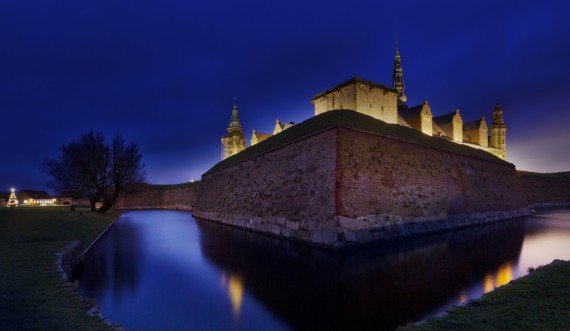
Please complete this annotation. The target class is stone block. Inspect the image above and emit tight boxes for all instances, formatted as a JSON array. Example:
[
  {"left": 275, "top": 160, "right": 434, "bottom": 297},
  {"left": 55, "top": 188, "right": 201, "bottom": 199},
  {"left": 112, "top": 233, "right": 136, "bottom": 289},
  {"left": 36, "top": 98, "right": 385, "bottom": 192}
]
[
  {"left": 294, "top": 230, "right": 311, "bottom": 242},
  {"left": 281, "top": 228, "right": 293, "bottom": 238},
  {"left": 256, "top": 223, "right": 269, "bottom": 232},
  {"left": 354, "top": 230, "right": 374, "bottom": 243},
  {"left": 269, "top": 224, "right": 282, "bottom": 235},
  {"left": 338, "top": 216, "right": 369, "bottom": 230},
  {"left": 311, "top": 229, "right": 338, "bottom": 244},
  {"left": 304, "top": 221, "right": 320, "bottom": 231},
  {"left": 286, "top": 220, "right": 300, "bottom": 230}
]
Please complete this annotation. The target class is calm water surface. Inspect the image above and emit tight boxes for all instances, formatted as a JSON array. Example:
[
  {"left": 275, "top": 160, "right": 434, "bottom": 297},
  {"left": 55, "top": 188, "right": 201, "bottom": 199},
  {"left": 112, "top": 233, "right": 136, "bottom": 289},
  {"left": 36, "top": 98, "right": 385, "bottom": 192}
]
[{"left": 78, "top": 209, "right": 570, "bottom": 330}]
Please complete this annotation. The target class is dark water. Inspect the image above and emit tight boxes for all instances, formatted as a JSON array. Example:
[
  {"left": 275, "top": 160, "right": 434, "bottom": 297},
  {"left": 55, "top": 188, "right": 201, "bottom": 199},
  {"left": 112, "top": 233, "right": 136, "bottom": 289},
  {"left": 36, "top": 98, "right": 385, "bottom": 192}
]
[{"left": 78, "top": 209, "right": 570, "bottom": 330}]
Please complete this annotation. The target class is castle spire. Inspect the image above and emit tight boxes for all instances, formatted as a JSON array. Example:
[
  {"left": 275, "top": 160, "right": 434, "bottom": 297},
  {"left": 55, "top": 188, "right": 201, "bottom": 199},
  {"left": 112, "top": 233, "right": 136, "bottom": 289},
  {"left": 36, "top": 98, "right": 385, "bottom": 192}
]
[
  {"left": 491, "top": 102, "right": 507, "bottom": 155},
  {"left": 392, "top": 38, "right": 407, "bottom": 106},
  {"left": 228, "top": 98, "right": 242, "bottom": 128},
  {"left": 221, "top": 99, "right": 246, "bottom": 160}
]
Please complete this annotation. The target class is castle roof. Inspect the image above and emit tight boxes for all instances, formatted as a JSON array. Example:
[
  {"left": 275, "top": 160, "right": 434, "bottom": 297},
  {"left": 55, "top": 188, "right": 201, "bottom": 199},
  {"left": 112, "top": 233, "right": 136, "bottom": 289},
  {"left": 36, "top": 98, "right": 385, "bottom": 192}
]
[
  {"left": 313, "top": 77, "right": 399, "bottom": 99},
  {"left": 400, "top": 100, "right": 432, "bottom": 119},
  {"left": 399, "top": 104, "right": 423, "bottom": 120},
  {"left": 463, "top": 120, "right": 484, "bottom": 132},
  {"left": 432, "top": 122, "right": 449, "bottom": 138},
  {"left": 205, "top": 109, "right": 511, "bottom": 175},
  {"left": 433, "top": 111, "right": 458, "bottom": 125},
  {"left": 17, "top": 190, "right": 52, "bottom": 199},
  {"left": 397, "top": 115, "right": 412, "bottom": 128}
]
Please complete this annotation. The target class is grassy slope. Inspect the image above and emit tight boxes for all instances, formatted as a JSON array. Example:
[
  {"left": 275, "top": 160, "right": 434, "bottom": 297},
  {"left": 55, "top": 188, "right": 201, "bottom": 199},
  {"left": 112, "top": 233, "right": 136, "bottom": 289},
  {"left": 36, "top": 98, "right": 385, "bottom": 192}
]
[
  {"left": 206, "top": 109, "right": 511, "bottom": 175},
  {"left": 401, "top": 260, "right": 570, "bottom": 330},
  {"left": 123, "top": 181, "right": 200, "bottom": 192},
  {"left": 518, "top": 170, "right": 570, "bottom": 181},
  {"left": 0, "top": 207, "right": 117, "bottom": 330}
]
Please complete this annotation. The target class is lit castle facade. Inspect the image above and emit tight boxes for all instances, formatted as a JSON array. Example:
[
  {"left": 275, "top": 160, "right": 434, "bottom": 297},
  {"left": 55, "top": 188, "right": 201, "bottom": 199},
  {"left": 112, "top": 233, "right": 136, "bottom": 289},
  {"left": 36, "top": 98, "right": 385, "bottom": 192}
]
[{"left": 222, "top": 42, "right": 507, "bottom": 160}]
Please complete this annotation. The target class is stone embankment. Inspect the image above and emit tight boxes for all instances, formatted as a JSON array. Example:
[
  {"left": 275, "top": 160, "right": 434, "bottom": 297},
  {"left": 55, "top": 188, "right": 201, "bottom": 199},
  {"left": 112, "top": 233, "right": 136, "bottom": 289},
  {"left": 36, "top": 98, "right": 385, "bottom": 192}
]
[{"left": 58, "top": 241, "right": 84, "bottom": 281}]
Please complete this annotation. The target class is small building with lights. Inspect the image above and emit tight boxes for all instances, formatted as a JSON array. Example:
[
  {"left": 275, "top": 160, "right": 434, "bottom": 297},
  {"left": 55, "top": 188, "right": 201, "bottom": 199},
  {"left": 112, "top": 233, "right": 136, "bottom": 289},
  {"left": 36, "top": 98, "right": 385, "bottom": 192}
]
[{"left": 17, "top": 190, "right": 57, "bottom": 206}]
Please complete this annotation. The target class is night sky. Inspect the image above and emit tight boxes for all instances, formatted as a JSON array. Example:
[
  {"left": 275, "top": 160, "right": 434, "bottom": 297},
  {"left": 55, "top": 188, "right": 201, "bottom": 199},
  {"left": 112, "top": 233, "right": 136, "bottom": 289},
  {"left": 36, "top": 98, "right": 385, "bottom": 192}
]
[{"left": 2, "top": 0, "right": 570, "bottom": 193}]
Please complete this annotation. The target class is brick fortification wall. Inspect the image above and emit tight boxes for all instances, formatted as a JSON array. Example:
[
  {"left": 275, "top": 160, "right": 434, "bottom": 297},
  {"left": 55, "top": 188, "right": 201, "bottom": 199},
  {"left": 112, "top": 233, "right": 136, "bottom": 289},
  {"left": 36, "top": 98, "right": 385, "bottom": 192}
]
[
  {"left": 193, "top": 124, "right": 530, "bottom": 249},
  {"left": 338, "top": 127, "right": 526, "bottom": 217},
  {"left": 193, "top": 129, "right": 338, "bottom": 244},
  {"left": 335, "top": 128, "right": 528, "bottom": 245},
  {"left": 114, "top": 185, "right": 199, "bottom": 211}
]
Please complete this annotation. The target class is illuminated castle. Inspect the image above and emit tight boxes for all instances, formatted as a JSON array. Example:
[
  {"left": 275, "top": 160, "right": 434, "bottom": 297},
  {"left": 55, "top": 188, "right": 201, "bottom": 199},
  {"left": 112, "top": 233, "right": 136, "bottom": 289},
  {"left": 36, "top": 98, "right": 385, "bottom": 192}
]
[{"left": 222, "top": 42, "right": 507, "bottom": 160}]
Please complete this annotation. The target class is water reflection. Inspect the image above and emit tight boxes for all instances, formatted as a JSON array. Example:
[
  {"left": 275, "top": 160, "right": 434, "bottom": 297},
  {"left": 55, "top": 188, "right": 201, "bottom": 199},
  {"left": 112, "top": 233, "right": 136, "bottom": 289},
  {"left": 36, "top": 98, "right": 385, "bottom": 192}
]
[
  {"left": 194, "top": 216, "right": 526, "bottom": 330},
  {"left": 79, "top": 216, "right": 143, "bottom": 300},
  {"left": 78, "top": 210, "right": 570, "bottom": 331},
  {"left": 220, "top": 273, "right": 245, "bottom": 317}
]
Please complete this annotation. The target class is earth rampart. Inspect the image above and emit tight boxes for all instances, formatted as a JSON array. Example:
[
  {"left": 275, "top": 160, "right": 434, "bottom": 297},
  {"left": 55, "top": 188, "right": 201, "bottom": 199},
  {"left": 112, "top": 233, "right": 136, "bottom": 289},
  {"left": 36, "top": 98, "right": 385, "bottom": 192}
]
[
  {"left": 114, "top": 183, "right": 199, "bottom": 211},
  {"left": 518, "top": 171, "right": 570, "bottom": 208}
]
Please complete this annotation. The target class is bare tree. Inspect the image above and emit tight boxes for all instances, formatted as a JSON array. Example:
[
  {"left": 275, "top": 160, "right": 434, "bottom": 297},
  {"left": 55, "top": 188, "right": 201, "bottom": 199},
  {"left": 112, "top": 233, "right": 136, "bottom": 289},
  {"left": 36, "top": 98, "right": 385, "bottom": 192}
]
[{"left": 44, "top": 132, "right": 145, "bottom": 213}]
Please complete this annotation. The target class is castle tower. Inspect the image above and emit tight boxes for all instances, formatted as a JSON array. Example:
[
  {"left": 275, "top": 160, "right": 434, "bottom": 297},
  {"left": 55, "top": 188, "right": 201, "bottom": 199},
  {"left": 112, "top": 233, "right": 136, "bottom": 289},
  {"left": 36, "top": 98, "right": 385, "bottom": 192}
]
[
  {"left": 221, "top": 100, "right": 246, "bottom": 160},
  {"left": 392, "top": 39, "right": 407, "bottom": 106},
  {"left": 490, "top": 102, "right": 507, "bottom": 153}
]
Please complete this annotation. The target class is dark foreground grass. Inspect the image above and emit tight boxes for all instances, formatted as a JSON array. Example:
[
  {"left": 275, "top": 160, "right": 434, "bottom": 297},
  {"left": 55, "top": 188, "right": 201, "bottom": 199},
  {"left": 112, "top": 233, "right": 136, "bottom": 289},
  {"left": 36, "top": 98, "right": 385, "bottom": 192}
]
[
  {"left": 0, "top": 207, "right": 117, "bottom": 330},
  {"left": 401, "top": 260, "right": 570, "bottom": 331}
]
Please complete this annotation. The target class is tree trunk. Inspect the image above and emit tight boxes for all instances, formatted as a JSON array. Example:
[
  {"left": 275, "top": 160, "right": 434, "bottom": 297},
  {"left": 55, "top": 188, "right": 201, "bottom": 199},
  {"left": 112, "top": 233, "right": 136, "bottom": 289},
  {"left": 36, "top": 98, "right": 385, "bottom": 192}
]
[
  {"left": 97, "top": 189, "right": 120, "bottom": 214},
  {"left": 89, "top": 197, "right": 97, "bottom": 212}
]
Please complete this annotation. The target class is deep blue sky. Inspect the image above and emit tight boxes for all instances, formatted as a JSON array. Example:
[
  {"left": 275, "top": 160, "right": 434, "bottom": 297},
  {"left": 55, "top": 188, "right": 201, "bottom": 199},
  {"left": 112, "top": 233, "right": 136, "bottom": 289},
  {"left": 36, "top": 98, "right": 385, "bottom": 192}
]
[{"left": 2, "top": 0, "right": 569, "bottom": 192}]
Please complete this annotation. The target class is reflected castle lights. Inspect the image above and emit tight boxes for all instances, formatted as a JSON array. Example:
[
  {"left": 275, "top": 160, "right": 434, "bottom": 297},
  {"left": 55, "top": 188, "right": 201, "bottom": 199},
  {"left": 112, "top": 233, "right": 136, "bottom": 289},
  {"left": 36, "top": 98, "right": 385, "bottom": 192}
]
[
  {"left": 220, "top": 273, "right": 245, "bottom": 318},
  {"left": 460, "top": 262, "right": 514, "bottom": 302},
  {"left": 457, "top": 262, "right": 513, "bottom": 305},
  {"left": 495, "top": 263, "right": 513, "bottom": 288},
  {"left": 483, "top": 262, "right": 513, "bottom": 294}
]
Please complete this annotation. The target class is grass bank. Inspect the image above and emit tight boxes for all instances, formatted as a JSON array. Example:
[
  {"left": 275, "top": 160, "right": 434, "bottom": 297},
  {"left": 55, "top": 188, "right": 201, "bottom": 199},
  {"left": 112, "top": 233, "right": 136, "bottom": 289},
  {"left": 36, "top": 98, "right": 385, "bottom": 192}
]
[
  {"left": 401, "top": 260, "right": 570, "bottom": 330},
  {"left": 206, "top": 109, "right": 510, "bottom": 175},
  {"left": 0, "top": 207, "right": 117, "bottom": 330}
]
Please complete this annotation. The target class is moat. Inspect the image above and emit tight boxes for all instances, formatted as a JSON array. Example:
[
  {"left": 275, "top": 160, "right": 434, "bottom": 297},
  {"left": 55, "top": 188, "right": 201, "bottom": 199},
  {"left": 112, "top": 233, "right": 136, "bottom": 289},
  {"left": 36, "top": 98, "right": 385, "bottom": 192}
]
[{"left": 78, "top": 209, "right": 570, "bottom": 330}]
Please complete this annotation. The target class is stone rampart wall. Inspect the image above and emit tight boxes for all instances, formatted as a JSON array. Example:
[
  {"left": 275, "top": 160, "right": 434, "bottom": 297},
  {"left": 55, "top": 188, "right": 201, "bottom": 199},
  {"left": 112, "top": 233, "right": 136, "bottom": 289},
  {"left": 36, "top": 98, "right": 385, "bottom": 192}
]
[
  {"left": 519, "top": 176, "right": 570, "bottom": 208},
  {"left": 193, "top": 129, "right": 338, "bottom": 243},
  {"left": 332, "top": 127, "right": 529, "bottom": 246},
  {"left": 193, "top": 126, "right": 531, "bottom": 248},
  {"left": 337, "top": 127, "right": 527, "bottom": 218}
]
